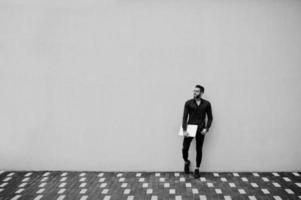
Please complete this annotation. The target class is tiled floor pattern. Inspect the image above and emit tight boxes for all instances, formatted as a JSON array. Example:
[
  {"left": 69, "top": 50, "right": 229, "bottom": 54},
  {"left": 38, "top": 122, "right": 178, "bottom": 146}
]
[{"left": 0, "top": 171, "right": 301, "bottom": 200}]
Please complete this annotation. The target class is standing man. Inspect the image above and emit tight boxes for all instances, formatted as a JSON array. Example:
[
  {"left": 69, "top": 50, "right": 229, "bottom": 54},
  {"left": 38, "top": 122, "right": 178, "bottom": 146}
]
[{"left": 182, "top": 85, "right": 213, "bottom": 178}]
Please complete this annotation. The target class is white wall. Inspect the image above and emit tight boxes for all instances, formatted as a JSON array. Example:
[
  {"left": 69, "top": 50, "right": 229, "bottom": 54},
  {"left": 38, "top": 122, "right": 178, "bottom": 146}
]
[{"left": 1, "top": 0, "right": 301, "bottom": 171}]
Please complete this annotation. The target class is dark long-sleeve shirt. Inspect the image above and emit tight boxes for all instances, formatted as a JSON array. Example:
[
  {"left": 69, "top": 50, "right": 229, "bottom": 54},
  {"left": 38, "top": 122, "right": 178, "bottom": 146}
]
[{"left": 182, "top": 98, "right": 213, "bottom": 132}]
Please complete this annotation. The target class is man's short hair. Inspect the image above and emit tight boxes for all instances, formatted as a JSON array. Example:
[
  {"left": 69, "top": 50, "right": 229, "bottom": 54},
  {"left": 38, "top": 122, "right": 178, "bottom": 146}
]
[{"left": 195, "top": 85, "right": 204, "bottom": 93}]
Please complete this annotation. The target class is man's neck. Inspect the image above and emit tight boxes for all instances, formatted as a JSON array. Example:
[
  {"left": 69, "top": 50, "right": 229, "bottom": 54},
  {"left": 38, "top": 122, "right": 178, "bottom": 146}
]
[{"left": 194, "top": 97, "right": 201, "bottom": 101}]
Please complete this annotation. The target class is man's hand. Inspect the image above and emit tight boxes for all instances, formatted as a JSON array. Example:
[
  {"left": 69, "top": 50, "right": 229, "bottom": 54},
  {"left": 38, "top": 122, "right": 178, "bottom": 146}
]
[
  {"left": 183, "top": 130, "right": 189, "bottom": 137},
  {"left": 201, "top": 128, "right": 208, "bottom": 135}
]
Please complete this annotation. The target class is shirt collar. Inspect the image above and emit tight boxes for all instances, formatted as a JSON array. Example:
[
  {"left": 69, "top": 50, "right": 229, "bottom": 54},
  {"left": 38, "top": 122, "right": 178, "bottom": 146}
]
[{"left": 194, "top": 97, "right": 203, "bottom": 104}]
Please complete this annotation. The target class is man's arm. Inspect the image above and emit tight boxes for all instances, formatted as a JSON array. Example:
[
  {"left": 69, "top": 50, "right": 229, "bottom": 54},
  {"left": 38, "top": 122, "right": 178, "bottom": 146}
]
[
  {"left": 182, "top": 101, "right": 189, "bottom": 131},
  {"left": 205, "top": 102, "right": 213, "bottom": 131}
]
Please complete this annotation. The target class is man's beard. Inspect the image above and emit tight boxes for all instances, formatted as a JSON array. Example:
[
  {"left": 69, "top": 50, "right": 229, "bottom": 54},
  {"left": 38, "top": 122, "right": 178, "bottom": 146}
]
[{"left": 194, "top": 94, "right": 201, "bottom": 99}]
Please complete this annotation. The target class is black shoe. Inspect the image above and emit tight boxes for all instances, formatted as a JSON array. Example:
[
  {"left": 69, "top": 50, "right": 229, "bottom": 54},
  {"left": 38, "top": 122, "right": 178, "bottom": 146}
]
[
  {"left": 193, "top": 169, "right": 200, "bottom": 178},
  {"left": 184, "top": 160, "right": 190, "bottom": 174}
]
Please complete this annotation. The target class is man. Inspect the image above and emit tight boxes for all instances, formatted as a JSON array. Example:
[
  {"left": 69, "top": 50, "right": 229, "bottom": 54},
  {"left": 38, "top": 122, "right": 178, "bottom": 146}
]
[{"left": 182, "top": 84, "right": 213, "bottom": 178}]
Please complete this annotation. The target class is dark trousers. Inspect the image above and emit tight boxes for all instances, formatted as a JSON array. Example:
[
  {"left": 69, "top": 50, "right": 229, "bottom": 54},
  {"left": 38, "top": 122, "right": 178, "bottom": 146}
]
[{"left": 182, "top": 130, "right": 205, "bottom": 168}]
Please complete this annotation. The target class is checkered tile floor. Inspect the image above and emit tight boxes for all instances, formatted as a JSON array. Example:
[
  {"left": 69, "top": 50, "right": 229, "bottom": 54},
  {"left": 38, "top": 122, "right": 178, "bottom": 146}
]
[{"left": 0, "top": 171, "right": 301, "bottom": 200}]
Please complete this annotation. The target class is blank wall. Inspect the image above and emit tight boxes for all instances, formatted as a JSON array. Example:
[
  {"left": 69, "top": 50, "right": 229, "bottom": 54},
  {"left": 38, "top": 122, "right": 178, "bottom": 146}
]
[{"left": 0, "top": 0, "right": 301, "bottom": 171}]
